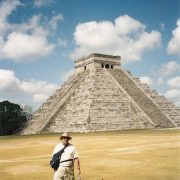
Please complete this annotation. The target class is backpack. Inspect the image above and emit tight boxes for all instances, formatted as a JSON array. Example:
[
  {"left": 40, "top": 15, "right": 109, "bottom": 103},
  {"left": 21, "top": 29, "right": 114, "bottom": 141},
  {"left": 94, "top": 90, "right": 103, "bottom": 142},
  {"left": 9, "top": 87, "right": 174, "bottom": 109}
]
[{"left": 50, "top": 145, "right": 68, "bottom": 170}]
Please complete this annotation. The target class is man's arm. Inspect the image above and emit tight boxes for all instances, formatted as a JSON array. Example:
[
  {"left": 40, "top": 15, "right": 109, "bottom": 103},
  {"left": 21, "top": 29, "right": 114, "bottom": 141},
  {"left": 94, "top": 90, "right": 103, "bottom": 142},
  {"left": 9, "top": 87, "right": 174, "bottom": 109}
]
[{"left": 74, "top": 158, "right": 81, "bottom": 175}]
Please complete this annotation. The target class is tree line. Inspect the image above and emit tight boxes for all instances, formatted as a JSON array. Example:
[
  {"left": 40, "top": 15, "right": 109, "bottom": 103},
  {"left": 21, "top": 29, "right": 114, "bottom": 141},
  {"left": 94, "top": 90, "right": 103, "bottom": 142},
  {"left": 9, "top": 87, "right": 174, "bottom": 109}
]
[{"left": 0, "top": 101, "right": 32, "bottom": 136}]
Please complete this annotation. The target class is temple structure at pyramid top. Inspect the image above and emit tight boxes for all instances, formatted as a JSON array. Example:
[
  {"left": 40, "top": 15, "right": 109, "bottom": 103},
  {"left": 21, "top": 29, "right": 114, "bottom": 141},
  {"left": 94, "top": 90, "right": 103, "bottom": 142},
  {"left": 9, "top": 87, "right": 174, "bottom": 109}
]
[
  {"left": 75, "top": 53, "right": 121, "bottom": 72},
  {"left": 21, "top": 53, "right": 180, "bottom": 135}
]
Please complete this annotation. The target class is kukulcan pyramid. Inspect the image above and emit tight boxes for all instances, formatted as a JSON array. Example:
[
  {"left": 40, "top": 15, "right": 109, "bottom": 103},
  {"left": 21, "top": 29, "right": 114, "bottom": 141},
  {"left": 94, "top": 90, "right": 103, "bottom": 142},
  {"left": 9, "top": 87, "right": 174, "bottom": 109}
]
[{"left": 21, "top": 53, "right": 180, "bottom": 135}]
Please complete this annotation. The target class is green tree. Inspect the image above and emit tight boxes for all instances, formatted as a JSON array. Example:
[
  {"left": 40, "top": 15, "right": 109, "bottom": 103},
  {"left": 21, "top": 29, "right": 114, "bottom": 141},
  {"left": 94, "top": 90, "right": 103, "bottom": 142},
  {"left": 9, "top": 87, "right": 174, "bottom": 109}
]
[{"left": 0, "top": 101, "right": 27, "bottom": 136}]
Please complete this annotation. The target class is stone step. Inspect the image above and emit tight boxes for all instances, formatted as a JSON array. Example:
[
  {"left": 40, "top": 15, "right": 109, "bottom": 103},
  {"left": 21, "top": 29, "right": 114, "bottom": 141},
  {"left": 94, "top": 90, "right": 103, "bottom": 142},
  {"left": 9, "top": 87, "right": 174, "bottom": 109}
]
[
  {"left": 108, "top": 69, "right": 175, "bottom": 128},
  {"left": 21, "top": 71, "right": 86, "bottom": 134}
]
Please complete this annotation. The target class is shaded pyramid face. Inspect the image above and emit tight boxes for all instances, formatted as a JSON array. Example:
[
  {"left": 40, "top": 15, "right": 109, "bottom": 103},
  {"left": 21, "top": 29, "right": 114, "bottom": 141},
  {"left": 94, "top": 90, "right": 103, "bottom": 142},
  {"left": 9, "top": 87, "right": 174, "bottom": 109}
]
[{"left": 21, "top": 53, "right": 180, "bottom": 135}]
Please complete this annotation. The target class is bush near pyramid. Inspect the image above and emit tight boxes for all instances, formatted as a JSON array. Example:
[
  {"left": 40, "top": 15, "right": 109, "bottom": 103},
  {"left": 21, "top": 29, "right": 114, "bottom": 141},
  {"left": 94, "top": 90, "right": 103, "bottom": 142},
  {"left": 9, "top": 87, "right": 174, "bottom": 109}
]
[{"left": 21, "top": 53, "right": 180, "bottom": 135}]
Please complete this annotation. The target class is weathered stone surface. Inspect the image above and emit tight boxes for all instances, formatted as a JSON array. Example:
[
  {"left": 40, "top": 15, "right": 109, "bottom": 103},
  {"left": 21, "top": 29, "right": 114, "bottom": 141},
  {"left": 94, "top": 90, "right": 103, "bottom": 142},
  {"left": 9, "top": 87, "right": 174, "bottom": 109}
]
[{"left": 21, "top": 53, "right": 180, "bottom": 135}]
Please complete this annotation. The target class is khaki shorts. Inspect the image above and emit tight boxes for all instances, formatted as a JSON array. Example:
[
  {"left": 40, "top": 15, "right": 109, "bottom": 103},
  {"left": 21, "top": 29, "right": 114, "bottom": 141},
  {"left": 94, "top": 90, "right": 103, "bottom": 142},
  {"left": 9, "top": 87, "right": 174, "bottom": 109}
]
[{"left": 53, "top": 166, "right": 74, "bottom": 180}]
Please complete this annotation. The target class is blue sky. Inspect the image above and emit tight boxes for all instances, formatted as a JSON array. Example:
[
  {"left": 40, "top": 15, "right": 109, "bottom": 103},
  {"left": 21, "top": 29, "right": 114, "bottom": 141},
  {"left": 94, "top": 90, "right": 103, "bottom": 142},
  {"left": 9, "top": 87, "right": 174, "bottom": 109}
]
[{"left": 0, "top": 0, "right": 179, "bottom": 110}]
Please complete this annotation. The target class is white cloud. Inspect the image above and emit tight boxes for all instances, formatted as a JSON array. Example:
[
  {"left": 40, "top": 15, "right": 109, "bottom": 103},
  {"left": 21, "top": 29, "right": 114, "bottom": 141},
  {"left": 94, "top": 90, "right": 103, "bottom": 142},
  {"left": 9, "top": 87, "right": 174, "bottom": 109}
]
[
  {"left": 1, "top": 32, "right": 54, "bottom": 61},
  {"left": 159, "top": 60, "right": 180, "bottom": 76},
  {"left": 165, "top": 89, "right": 180, "bottom": 106},
  {"left": 0, "top": 69, "right": 58, "bottom": 103},
  {"left": 115, "top": 15, "right": 145, "bottom": 35},
  {"left": 167, "top": 76, "right": 180, "bottom": 89},
  {"left": 0, "top": 1, "right": 56, "bottom": 61},
  {"left": 0, "top": 69, "right": 20, "bottom": 92},
  {"left": 167, "top": 18, "right": 180, "bottom": 55},
  {"left": 71, "top": 15, "right": 161, "bottom": 63},
  {"left": 140, "top": 76, "right": 153, "bottom": 87},
  {"left": 165, "top": 76, "right": 180, "bottom": 106},
  {"left": 20, "top": 80, "right": 58, "bottom": 95},
  {"left": 33, "top": 93, "right": 49, "bottom": 103},
  {"left": 49, "top": 14, "right": 63, "bottom": 30},
  {"left": 166, "top": 89, "right": 180, "bottom": 98},
  {"left": 0, "top": 0, "right": 22, "bottom": 34},
  {"left": 15, "top": 15, "right": 49, "bottom": 37},
  {"left": 34, "top": 0, "right": 55, "bottom": 8}
]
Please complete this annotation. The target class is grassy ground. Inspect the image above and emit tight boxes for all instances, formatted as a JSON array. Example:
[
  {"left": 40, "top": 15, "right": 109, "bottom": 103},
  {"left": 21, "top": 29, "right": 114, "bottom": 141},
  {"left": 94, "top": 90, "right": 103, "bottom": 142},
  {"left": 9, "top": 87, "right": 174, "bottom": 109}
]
[{"left": 0, "top": 129, "right": 180, "bottom": 180}]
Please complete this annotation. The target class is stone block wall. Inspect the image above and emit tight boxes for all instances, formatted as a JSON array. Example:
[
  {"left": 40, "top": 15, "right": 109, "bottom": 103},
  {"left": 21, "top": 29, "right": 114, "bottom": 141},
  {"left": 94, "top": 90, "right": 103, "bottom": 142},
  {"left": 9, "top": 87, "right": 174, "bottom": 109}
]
[{"left": 21, "top": 53, "right": 179, "bottom": 135}]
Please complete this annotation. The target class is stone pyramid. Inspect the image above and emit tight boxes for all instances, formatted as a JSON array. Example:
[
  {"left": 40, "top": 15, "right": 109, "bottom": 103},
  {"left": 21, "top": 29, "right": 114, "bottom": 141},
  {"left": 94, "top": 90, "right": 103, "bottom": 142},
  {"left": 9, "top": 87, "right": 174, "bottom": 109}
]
[{"left": 21, "top": 53, "right": 180, "bottom": 135}]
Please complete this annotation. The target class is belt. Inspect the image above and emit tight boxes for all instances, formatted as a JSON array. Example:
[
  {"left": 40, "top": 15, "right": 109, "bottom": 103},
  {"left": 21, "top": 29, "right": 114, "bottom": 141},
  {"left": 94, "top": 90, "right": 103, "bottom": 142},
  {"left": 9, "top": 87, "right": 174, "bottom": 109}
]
[{"left": 60, "top": 159, "right": 73, "bottom": 164}]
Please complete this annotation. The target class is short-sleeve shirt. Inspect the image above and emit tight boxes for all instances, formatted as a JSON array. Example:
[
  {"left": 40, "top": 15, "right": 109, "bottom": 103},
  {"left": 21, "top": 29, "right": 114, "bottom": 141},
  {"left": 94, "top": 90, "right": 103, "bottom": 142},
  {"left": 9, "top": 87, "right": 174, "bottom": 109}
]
[{"left": 52, "top": 143, "right": 78, "bottom": 167}]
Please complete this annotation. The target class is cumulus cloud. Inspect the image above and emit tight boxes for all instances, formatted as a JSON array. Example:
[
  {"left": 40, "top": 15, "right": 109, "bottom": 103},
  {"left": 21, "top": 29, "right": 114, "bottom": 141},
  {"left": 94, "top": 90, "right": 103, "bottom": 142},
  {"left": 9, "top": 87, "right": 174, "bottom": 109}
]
[
  {"left": 14, "top": 14, "right": 49, "bottom": 37},
  {"left": 167, "top": 18, "right": 180, "bottom": 55},
  {"left": 159, "top": 60, "right": 180, "bottom": 77},
  {"left": 33, "top": 93, "right": 49, "bottom": 103},
  {"left": 0, "top": 69, "right": 58, "bottom": 103},
  {"left": 0, "top": 0, "right": 22, "bottom": 34},
  {"left": 0, "top": 0, "right": 59, "bottom": 61},
  {"left": 1, "top": 32, "right": 54, "bottom": 61},
  {"left": 115, "top": 15, "right": 145, "bottom": 35},
  {"left": 167, "top": 76, "right": 180, "bottom": 89},
  {"left": 165, "top": 76, "right": 180, "bottom": 106},
  {"left": 166, "top": 89, "right": 180, "bottom": 98},
  {"left": 165, "top": 89, "right": 180, "bottom": 106},
  {"left": 20, "top": 80, "right": 58, "bottom": 95},
  {"left": 49, "top": 14, "right": 63, "bottom": 30},
  {"left": 0, "top": 69, "right": 20, "bottom": 92},
  {"left": 71, "top": 15, "right": 161, "bottom": 62},
  {"left": 140, "top": 76, "right": 153, "bottom": 87}
]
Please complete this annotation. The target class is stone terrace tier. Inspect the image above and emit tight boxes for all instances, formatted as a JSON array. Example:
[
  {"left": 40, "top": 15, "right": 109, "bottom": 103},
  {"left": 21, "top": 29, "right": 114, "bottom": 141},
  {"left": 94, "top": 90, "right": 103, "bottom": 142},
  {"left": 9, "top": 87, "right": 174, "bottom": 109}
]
[{"left": 21, "top": 53, "right": 179, "bottom": 134}]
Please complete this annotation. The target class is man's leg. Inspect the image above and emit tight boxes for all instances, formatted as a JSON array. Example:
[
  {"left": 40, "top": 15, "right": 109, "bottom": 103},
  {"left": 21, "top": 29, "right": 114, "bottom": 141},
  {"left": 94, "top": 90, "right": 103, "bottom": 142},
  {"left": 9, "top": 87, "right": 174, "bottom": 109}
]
[
  {"left": 64, "top": 167, "right": 74, "bottom": 180},
  {"left": 53, "top": 167, "right": 66, "bottom": 180}
]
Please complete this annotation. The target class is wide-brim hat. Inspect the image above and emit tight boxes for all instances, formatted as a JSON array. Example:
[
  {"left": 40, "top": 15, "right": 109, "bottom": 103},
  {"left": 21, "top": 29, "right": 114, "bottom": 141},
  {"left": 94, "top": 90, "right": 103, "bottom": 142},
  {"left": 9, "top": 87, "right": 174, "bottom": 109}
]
[{"left": 60, "top": 132, "right": 72, "bottom": 140}]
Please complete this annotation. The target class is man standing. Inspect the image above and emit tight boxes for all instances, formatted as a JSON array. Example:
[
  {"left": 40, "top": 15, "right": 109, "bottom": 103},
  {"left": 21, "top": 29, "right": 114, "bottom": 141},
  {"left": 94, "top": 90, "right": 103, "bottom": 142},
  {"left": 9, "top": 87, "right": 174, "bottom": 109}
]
[{"left": 52, "top": 132, "right": 81, "bottom": 180}]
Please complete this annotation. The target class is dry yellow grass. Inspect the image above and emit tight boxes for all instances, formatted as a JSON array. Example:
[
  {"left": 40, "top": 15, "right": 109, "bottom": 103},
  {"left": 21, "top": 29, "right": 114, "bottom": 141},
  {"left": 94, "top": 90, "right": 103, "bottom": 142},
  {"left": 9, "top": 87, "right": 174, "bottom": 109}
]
[{"left": 0, "top": 129, "right": 180, "bottom": 180}]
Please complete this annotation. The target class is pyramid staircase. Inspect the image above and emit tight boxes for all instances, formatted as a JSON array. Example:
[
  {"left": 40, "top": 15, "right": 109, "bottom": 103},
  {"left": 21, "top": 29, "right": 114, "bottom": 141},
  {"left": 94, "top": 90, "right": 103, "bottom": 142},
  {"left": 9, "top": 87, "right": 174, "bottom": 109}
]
[
  {"left": 108, "top": 68, "right": 175, "bottom": 128},
  {"left": 131, "top": 75, "right": 180, "bottom": 126},
  {"left": 22, "top": 67, "right": 156, "bottom": 135},
  {"left": 21, "top": 53, "right": 179, "bottom": 135},
  {"left": 41, "top": 68, "right": 155, "bottom": 133},
  {"left": 21, "top": 71, "right": 87, "bottom": 134},
  {"left": 86, "top": 68, "right": 154, "bottom": 130}
]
